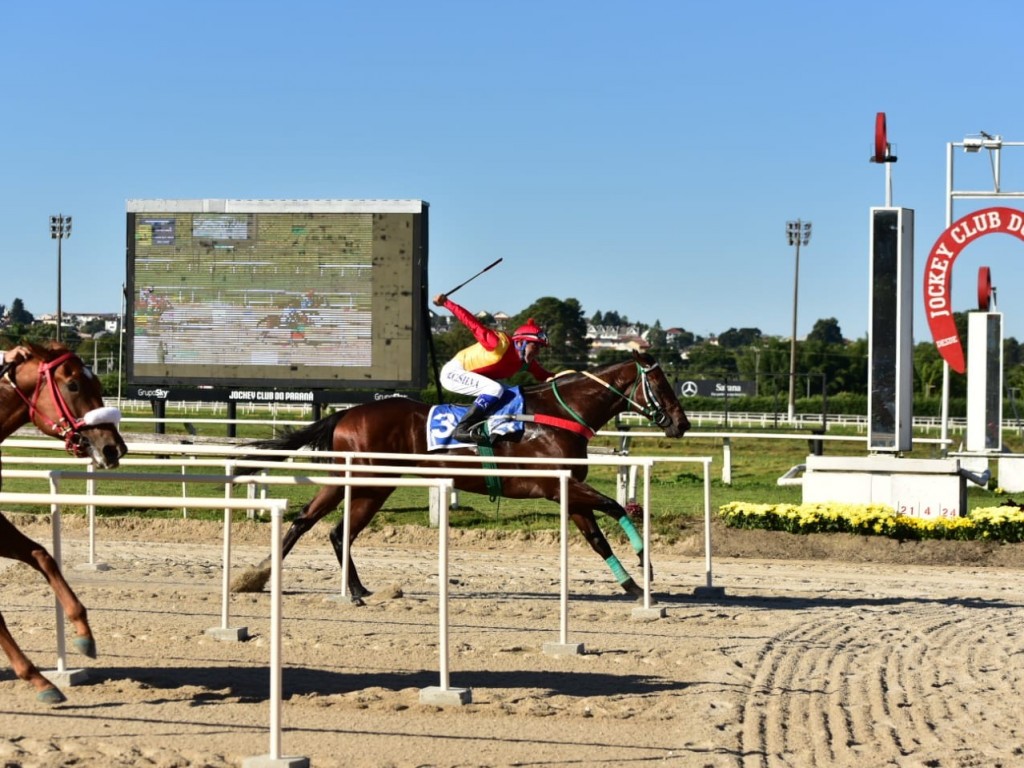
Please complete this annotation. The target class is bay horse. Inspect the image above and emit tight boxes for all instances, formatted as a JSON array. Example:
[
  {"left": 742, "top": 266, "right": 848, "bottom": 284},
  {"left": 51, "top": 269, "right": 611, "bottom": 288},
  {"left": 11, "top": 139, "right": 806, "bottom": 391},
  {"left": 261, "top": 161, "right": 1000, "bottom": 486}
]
[
  {"left": 0, "top": 343, "right": 127, "bottom": 703},
  {"left": 232, "top": 351, "right": 689, "bottom": 603}
]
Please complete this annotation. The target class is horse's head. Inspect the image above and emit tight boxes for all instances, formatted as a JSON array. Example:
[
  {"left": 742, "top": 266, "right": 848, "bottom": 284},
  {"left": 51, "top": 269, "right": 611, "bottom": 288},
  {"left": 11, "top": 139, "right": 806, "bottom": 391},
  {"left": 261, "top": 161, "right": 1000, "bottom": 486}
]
[
  {"left": 629, "top": 351, "right": 691, "bottom": 438},
  {"left": 5, "top": 344, "right": 127, "bottom": 468}
]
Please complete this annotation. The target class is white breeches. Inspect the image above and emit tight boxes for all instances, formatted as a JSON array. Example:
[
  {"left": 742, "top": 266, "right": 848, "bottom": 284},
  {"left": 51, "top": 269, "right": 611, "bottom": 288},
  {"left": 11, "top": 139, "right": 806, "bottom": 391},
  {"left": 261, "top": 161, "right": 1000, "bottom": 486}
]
[{"left": 439, "top": 360, "right": 504, "bottom": 399}]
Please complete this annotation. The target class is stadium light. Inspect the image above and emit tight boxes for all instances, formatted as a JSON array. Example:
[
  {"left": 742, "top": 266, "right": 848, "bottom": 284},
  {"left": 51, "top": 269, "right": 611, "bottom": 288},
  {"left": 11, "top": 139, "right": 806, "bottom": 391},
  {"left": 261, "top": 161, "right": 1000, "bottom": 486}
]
[
  {"left": 962, "top": 132, "right": 1001, "bottom": 153},
  {"left": 49, "top": 214, "right": 72, "bottom": 343},
  {"left": 786, "top": 219, "right": 811, "bottom": 423}
]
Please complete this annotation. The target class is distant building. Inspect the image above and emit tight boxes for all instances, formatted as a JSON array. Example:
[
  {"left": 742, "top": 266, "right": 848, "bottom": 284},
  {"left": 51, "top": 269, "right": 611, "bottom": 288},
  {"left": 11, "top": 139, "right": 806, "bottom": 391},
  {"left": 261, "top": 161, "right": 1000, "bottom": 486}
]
[
  {"left": 38, "top": 312, "right": 120, "bottom": 334},
  {"left": 585, "top": 323, "right": 649, "bottom": 359},
  {"left": 430, "top": 308, "right": 511, "bottom": 332},
  {"left": 664, "top": 327, "right": 688, "bottom": 345}
]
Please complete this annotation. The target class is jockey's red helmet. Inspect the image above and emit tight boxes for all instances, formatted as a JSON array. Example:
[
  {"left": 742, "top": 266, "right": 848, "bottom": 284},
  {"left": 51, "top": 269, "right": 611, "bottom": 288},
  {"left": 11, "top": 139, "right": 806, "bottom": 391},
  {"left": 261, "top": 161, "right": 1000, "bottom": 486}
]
[{"left": 512, "top": 318, "right": 548, "bottom": 346}]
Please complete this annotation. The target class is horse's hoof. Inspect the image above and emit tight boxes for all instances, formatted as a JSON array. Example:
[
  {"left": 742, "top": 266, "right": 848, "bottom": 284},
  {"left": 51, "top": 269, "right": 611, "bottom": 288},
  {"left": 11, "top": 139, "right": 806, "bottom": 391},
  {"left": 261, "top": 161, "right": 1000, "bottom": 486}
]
[
  {"left": 621, "top": 578, "right": 644, "bottom": 598},
  {"left": 73, "top": 636, "right": 97, "bottom": 659},
  {"left": 37, "top": 687, "right": 67, "bottom": 705},
  {"left": 635, "top": 555, "right": 655, "bottom": 580},
  {"left": 348, "top": 586, "right": 375, "bottom": 606}
]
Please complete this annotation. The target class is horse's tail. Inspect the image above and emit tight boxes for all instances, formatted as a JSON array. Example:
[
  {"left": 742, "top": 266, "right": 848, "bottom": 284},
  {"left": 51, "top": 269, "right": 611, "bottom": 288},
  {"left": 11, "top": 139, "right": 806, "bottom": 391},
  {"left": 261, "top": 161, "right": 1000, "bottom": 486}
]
[{"left": 237, "top": 410, "right": 346, "bottom": 472}]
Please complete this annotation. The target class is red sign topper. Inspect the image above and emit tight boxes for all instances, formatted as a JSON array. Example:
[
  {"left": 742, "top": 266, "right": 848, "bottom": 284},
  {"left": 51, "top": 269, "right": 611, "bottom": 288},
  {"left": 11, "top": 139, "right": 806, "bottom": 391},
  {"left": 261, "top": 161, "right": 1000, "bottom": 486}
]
[
  {"left": 874, "top": 112, "right": 888, "bottom": 162},
  {"left": 925, "top": 206, "right": 1024, "bottom": 372}
]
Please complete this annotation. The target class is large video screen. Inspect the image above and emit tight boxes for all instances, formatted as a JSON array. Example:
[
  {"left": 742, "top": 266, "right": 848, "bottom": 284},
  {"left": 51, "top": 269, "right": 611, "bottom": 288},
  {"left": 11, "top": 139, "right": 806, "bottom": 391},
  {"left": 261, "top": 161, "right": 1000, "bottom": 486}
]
[{"left": 126, "top": 199, "right": 428, "bottom": 390}]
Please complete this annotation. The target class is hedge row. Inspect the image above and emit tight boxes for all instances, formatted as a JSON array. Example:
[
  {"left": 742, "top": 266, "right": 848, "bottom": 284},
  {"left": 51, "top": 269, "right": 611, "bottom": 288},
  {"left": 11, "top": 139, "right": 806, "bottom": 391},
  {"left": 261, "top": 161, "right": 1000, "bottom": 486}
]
[{"left": 718, "top": 501, "right": 1024, "bottom": 542}]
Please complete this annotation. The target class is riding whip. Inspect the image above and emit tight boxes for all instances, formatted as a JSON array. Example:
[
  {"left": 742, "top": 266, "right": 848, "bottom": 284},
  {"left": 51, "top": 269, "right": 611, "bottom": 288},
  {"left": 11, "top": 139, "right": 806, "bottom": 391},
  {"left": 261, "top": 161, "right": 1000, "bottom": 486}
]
[{"left": 442, "top": 257, "right": 503, "bottom": 297}]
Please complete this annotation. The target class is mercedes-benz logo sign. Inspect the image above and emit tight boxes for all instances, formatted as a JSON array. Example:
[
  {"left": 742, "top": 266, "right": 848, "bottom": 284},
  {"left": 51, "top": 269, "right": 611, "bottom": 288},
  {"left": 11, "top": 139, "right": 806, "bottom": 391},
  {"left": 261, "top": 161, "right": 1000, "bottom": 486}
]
[{"left": 680, "top": 380, "right": 699, "bottom": 397}]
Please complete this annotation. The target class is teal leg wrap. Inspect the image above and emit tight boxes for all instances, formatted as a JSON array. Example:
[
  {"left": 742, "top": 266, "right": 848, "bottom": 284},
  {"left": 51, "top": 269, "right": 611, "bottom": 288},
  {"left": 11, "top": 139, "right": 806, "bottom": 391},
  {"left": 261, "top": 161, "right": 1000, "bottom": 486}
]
[
  {"left": 618, "top": 516, "right": 643, "bottom": 553},
  {"left": 605, "top": 555, "right": 630, "bottom": 585}
]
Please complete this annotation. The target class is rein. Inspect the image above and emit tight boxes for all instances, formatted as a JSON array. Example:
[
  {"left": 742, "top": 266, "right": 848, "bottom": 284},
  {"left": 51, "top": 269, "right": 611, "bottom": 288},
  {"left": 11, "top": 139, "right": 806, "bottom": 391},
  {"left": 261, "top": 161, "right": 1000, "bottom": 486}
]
[
  {"left": 548, "top": 360, "right": 671, "bottom": 433},
  {"left": 3, "top": 352, "right": 121, "bottom": 457}
]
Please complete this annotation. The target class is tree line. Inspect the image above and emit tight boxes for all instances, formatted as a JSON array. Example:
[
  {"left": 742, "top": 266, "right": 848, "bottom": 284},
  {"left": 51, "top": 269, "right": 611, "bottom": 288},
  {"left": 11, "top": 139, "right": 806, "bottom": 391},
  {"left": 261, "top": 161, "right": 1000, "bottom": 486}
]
[
  {"left": 0, "top": 298, "right": 120, "bottom": 382},
  {"left": 432, "top": 296, "right": 1024, "bottom": 416},
  {"left": 5, "top": 294, "right": 1019, "bottom": 417}
]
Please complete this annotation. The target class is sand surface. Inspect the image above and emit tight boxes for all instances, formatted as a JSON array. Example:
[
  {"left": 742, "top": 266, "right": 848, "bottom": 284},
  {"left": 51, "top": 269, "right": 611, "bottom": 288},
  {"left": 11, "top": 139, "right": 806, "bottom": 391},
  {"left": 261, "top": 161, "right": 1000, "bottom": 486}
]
[{"left": 2, "top": 515, "right": 1024, "bottom": 767}]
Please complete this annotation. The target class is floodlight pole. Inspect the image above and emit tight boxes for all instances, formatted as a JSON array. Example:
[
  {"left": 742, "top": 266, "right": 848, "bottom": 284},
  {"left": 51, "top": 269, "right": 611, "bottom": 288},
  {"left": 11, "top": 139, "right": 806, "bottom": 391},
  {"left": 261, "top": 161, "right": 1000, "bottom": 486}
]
[
  {"left": 49, "top": 214, "right": 72, "bottom": 343},
  {"left": 786, "top": 220, "right": 811, "bottom": 423}
]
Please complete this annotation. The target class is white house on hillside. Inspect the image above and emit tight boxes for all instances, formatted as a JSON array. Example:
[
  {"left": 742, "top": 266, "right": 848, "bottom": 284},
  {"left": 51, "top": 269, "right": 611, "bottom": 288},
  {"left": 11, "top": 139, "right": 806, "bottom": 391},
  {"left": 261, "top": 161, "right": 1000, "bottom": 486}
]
[{"left": 585, "top": 323, "right": 649, "bottom": 359}]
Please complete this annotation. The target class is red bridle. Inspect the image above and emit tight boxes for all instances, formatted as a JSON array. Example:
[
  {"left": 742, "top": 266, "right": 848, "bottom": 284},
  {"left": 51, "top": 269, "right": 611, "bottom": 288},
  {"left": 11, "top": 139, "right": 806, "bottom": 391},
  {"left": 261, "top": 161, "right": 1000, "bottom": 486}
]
[{"left": 4, "top": 352, "right": 104, "bottom": 457}]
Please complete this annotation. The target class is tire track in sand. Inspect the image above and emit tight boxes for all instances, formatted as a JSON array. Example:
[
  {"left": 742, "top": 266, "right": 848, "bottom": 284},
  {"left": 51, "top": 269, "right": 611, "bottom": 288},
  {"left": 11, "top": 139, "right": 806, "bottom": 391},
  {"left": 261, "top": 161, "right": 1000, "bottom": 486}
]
[{"left": 738, "top": 600, "right": 1024, "bottom": 767}]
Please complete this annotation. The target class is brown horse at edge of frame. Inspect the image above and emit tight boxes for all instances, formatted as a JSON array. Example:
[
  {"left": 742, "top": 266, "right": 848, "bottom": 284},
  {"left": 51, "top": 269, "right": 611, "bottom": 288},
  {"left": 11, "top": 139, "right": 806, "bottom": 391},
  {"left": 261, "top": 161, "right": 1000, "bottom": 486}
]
[{"left": 0, "top": 343, "right": 127, "bottom": 702}]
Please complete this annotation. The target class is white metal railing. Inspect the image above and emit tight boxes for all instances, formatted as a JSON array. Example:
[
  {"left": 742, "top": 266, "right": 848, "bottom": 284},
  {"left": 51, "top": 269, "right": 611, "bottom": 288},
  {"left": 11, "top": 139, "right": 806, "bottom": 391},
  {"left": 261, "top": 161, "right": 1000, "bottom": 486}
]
[
  {"left": 85, "top": 392, "right": 1024, "bottom": 444},
  {"left": 8, "top": 490, "right": 296, "bottom": 764},
  {"left": 4, "top": 416, "right": 959, "bottom": 493},
  {"left": 44, "top": 403, "right": 1007, "bottom": 433},
  {"left": 3, "top": 446, "right": 714, "bottom": 608},
  {"left": 642, "top": 411, "right": 980, "bottom": 431},
  {"left": 4, "top": 430, "right": 722, "bottom": 597}
]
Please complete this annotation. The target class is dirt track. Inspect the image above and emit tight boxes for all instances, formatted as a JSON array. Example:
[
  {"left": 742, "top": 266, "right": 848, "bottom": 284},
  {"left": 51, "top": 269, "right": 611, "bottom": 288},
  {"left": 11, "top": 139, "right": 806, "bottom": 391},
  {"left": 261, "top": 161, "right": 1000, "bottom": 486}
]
[{"left": 2, "top": 515, "right": 1024, "bottom": 767}]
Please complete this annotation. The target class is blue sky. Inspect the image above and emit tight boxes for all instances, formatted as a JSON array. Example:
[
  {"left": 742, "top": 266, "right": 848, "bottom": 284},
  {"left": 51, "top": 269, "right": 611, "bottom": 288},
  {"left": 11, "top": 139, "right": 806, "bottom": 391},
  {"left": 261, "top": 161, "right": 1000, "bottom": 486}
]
[{"left": 5, "top": 0, "right": 1024, "bottom": 342}]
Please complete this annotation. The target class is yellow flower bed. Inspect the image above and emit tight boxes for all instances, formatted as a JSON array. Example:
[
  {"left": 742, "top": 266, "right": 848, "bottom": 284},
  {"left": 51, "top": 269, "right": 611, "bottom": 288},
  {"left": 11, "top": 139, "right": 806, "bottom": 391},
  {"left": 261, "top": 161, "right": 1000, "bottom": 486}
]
[{"left": 718, "top": 501, "right": 1024, "bottom": 542}]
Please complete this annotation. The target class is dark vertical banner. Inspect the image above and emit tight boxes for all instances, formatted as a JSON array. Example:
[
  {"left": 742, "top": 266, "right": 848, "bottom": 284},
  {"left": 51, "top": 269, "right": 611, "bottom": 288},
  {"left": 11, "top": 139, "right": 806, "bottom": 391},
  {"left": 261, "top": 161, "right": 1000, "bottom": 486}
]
[
  {"left": 984, "top": 315, "right": 1002, "bottom": 450},
  {"left": 868, "top": 207, "right": 914, "bottom": 453},
  {"left": 869, "top": 209, "right": 899, "bottom": 446}
]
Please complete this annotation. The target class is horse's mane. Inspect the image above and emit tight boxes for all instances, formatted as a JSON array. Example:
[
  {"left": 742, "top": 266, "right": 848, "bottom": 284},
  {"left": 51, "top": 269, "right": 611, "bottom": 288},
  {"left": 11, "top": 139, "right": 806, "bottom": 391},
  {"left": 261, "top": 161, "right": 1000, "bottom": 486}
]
[{"left": 17, "top": 341, "right": 71, "bottom": 362}]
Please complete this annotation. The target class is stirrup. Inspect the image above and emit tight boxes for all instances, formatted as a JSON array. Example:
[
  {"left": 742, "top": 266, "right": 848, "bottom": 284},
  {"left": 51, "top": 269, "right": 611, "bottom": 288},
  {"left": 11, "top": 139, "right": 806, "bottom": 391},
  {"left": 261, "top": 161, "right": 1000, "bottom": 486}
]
[
  {"left": 453, "top": 417, "right": 490, "bottom": 443},
  {"left": 453, "top": 423, "right": 482, "bottom": 443}
]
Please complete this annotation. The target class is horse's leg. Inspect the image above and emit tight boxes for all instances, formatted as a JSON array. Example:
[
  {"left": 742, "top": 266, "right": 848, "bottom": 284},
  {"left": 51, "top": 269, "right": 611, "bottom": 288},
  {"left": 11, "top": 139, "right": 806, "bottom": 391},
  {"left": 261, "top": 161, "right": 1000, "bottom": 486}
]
[
  {"left": 561, "top": 480, "right": 648, "bottom": 597},
  {"left": 328, "top": 487, "right": 395, "bottom": 605},
  {"left": 590, "top": 494, "right": 652, "bottom": 579},
  {"left": 0, "top": 610, "right": 67, "bottom": 703},
  {"left": 0, "top": 516, "right": 95, "bottom": 656},
  {"left": 280, "top": 485, "right": 347, "bottom": 558},
  {"left": 0, "top": 515, "right": 93, "bottom": 703},
  {"left": 231, "top": 484, "right": 347, "bottom": 593}
]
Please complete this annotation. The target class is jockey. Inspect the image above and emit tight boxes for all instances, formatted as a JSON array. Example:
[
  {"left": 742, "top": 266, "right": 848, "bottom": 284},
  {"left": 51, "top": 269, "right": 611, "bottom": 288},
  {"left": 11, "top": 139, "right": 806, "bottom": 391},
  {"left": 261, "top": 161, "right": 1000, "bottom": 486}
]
[{"left": 433, "top": 293, "right": 553, "bottom": 442}]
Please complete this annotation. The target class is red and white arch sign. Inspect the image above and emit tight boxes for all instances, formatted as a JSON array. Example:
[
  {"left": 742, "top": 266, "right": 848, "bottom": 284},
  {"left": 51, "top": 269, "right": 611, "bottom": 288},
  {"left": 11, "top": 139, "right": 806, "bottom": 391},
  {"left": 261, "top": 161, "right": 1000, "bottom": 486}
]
[{"left": 925, "top": 206, "right": 1024, "bottom": 373}]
